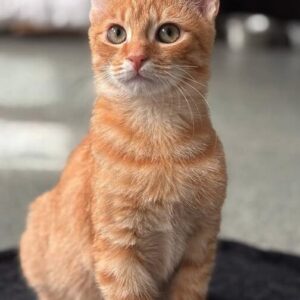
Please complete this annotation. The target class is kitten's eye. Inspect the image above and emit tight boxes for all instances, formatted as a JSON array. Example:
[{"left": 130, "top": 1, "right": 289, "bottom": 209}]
[
  {"left": 107, "top": 25, "right": 127, "bottom": 44},
  {"left": 157, "top": 23, "right": 180, "bottom": 44}
]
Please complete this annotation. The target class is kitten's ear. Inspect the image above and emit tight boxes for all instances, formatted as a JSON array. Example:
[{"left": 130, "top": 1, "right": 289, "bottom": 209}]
[
  {"left": 194, "top": 0, "right": 220, "bottom": 20},
  {"left": 91, "top": 0, "right": 107, "bottom": 12},
  {"left": 90, "top": 0, "right": 106, "bottom": 22}
]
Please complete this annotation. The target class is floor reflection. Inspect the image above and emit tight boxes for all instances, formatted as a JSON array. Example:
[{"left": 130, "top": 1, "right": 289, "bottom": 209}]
[{"left": 0, "top": 119, "right": 72, "bottom": 171}]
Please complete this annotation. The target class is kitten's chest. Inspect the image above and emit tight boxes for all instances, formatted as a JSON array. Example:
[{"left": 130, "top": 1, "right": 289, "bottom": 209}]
[
  {"left": 93, "top": 117, "right": 209, "bottom": 202},
  {"left": 95, "top": 168, "right": 197, "bottom": 281},
  {"left": 134, "top": 201, "right": 196, "bottom": 282},
  {"left": 97, "top": 156, "right": 199, "bottom": 204}
]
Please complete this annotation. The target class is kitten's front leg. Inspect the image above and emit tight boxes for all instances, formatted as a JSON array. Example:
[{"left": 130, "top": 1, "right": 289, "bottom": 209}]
[
  {"left": 93, "top": 237, "right": 158, "bottom": 300},
  {"left": 167, "top": 229, "right": 218, "bottom": 300}
]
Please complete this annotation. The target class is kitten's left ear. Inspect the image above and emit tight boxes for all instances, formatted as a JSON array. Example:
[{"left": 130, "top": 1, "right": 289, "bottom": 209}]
[{"left": 195, "top": 0, "right": 220, "bottom": 20}]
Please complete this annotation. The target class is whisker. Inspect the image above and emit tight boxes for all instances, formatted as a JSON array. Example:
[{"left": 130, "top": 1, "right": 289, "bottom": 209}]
[
  {"left": 164, "top": 71, "right": 197, "bottom": 134},
  {"left": 173, "top": 66, "right": 207, "bottom": 88},
  {"left": 177, "top": 85, "right": 196, "bottom": 135},
  {"left": 180, "top": 79, "right": 209, "bottom": 109},
  {"left": 178, "top": 84, "right": 204, "bottom": 123},
  {"left": 173, "top": 64, "right": 202, "bottom": 69},
  {"left": 163, "top": 70, "right": 210, "bottom": 109}
]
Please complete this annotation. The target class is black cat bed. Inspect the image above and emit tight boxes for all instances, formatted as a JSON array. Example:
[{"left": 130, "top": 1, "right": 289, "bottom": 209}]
[{"left": 1, "top": 241, "right": 300, "bottom": 300}]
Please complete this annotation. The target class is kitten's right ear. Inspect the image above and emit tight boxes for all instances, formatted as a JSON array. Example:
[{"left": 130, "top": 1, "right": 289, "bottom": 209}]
[
  {"left": 91, "top": 0, "right": 105, "bottom": 10},
  {"left": 90, "top": 0, "right": 106, "bottom": 22}
]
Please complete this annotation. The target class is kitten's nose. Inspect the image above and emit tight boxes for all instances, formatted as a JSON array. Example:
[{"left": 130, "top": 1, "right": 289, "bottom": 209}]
[{"left": 127, "top": 55, "right": 148, "bottom": 72}]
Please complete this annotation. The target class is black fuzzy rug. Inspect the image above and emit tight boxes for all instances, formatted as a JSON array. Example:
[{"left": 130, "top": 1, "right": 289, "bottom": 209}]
[{"left": 1, "top": 241, "right": 300, "bottom": 300}]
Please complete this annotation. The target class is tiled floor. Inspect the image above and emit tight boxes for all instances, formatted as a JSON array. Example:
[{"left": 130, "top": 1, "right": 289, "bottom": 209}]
[{"left": 0, "top": 35, "right": 299, "bottom": 254}]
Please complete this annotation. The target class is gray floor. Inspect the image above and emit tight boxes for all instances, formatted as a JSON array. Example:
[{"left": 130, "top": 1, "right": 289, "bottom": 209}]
[{"left": 0, "top": 35, "right": 299, "bottom": 254}]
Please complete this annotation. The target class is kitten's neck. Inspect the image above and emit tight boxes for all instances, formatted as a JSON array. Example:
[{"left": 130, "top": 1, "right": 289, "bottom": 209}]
[
  {"left": 91, "top": 95, "right": 212, "bottom": 138},
  {"left": 90, "top": 96, "right": 216, "bottom": 167}
]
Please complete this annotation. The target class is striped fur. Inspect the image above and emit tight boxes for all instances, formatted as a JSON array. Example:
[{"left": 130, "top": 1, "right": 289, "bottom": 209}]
[{"left": 20, "top": 1, "right": 226, "bottom": 299}]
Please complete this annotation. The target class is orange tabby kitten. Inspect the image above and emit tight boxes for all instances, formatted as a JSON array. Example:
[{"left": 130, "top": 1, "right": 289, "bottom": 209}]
[{"left": 20, "top": 0, "right": 227, "bottom": 299}]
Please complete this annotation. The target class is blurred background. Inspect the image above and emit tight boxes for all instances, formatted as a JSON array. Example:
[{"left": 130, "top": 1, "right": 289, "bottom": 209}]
[{"left": 0, "top": 0, "right": 299, "bottom": 255}]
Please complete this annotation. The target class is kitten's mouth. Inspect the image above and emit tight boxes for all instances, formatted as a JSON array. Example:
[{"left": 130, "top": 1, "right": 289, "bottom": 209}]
[{"left": 126, "top": 74, "right": 152, "bottom": 84}]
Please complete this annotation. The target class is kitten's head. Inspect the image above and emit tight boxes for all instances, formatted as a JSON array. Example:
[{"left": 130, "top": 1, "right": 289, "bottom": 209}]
[{"left": 89, "top": 0, "right": 219, "bottom": 99}]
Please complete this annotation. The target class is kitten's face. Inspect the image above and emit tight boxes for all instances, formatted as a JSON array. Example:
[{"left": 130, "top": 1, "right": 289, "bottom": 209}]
[{"left": 89, "top": 0, "right": 218, "bottom": 99}]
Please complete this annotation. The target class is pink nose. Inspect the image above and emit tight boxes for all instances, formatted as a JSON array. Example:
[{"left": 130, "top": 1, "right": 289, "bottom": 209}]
[{"left": 127, "top": 55, "right": 148, "bottom": 72}]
